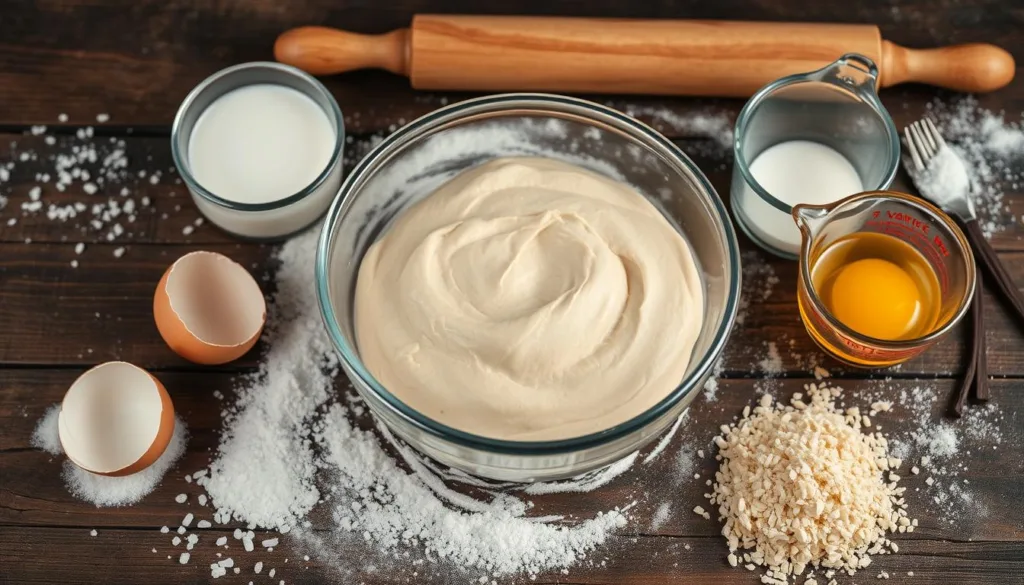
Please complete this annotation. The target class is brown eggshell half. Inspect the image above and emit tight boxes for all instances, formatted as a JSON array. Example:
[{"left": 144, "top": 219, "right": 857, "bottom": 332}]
[
  {"left": 58, "top": 362, "right": 175, "bottom": 477},
  {"left": 153, "top": 251, "right": 266, "bottom": 365}
]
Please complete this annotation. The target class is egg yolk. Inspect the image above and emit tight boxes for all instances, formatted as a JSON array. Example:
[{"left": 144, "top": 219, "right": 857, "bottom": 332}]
[{"left": 828, "top": 258, "right": 922, "bottom": 340}]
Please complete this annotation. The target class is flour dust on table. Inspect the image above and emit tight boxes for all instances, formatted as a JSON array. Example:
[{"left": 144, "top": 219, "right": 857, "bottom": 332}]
[
  {"left": 925, "top": 96, "right": 1024, "bottom": 237},
  {"left": 181, "top": 230, "right": 637, "bottom": 581},
  {"left": 31, "top": 410, "right": 189, "bottom": 507}
]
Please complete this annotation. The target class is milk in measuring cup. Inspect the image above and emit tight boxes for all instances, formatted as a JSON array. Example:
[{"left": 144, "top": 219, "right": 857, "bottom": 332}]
[{"left": 742, "top": 140, "right": 864, "bottom": 254}]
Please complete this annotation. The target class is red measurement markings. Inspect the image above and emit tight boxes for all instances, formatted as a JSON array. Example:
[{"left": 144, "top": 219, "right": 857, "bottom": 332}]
[{"left": 865, "top": 213, "right": 952, "bottom": 294}]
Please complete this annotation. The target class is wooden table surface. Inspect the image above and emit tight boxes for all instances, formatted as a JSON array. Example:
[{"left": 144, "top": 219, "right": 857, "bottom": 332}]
[{"left": 1, "top": 1, "right": 1022, "bottom": 584}]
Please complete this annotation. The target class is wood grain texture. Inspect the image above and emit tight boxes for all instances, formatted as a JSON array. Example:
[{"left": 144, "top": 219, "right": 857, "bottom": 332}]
[
  {"left": 1, "top": 527, "right": 1022, "bottom": 585},
  {"left": 2, "top": 374, "right": 1022, "bottom": 583},
  {"left": 2, "top": 132, "right": 1021, "bottom": 249},
  {"left": 0, "top": 242, "right": 275, "bottom": 368},
  {"left": 1, "top": 0, "right": 1023, "bottom": 584},
  {"left": 405, "top": 17, "right": 884, "bottom": 96},
  {"left": 0, "top": 0, "right": 1021, "bottom": 129},
  {"left": 1, "top": 240, "right": 1022, "bottom": 376}
]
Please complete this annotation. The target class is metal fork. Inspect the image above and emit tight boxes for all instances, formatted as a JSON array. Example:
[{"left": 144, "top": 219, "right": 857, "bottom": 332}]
[
  {"left": 904, "top": 118, "right": 1018, "bottom": 411},
  {"left": 905, "top": 118, "right": 975, "bottom": 220},
  {"left": 904, "top": 118, "right": 1024, "bottom": 336}
]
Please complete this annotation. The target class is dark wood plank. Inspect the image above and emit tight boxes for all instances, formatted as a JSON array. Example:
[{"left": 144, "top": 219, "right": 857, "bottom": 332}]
[
  {"left": 1, "top": 1, "right": 1023, "bottom": 583},
  {"left": 2, "top": 373, "right": 1022, "bottom": 582},
  {"left": 0, "top": 239, "right": 1021, "bottom": 376},
  {"left": 0, "top": 133, "right": 220, "bottom": 245},
  {"left": 0, "top": 526, "right": 1021, "bottom": 585},
  {"left": 0, "top": 243, "right": 275, "bottom": 369},
  {"left": 4, "top": 372, "right": 1022, "bottom": 545},
  {"left": 0, "top": 0, "right": 1021, "bottom": 131}
]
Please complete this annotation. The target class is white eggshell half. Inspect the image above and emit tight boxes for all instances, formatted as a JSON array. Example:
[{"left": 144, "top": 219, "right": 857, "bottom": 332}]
[{"left": 58, "top": 361, "right": 174, "bottom": 476}]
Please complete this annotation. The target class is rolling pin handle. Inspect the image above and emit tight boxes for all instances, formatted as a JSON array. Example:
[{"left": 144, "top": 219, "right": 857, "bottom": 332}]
[
  {"left": 274, "top": 26, "right": 411, "bottom": 77},
  {"left": 881, "top": 41, "right": 1015, "bottom": 93}
]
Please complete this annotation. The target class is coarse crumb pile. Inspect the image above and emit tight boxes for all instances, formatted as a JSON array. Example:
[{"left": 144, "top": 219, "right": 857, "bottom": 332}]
[{"left": 706, "top": 385, "right": 913, "bottom": 583}]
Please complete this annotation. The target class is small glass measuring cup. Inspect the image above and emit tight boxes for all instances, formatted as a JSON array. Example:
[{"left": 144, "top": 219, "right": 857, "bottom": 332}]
[
  {"left": 732, "top": 54, "right": 900, "bottom": 259},
  {"left": 793, "top": 191, "right": 975, "bottom": 367}
]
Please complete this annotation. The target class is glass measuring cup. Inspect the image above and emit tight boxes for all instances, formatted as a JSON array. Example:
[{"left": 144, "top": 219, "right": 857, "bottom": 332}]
[
  {"left": 793, "top": 191, "right": 975, "bottom": 367},
  {"left": 732, "top": 54, "right": 900, "bottom": 259}
]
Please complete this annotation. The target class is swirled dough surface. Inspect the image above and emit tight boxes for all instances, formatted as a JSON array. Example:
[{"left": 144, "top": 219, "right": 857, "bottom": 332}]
[{"left": 354, "top": 157, "right": 704, "bottom": 440}]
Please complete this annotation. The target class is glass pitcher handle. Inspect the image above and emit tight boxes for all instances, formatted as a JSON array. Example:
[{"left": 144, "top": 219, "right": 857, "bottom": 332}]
[{"left": 814, "top": 53, "right": 883, "bottom": 98}]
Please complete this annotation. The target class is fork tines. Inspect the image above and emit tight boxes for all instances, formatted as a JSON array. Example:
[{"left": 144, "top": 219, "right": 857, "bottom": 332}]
[{"left": 904, "top": 117, "right": 946, "bottom": 172}]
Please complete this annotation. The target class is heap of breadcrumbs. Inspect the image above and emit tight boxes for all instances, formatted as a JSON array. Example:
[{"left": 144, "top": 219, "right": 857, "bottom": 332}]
[{"left": 705, "top": 384, "right": 914, "bottom": 585}]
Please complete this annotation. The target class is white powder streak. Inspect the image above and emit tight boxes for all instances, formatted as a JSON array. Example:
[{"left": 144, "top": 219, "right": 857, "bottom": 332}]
[
  {"left": 616, "top": 104, "right": 734, "bottom": 149},
  {"left": 524, "top": 452, "right": 639, "bottom": 495},
  {"left": 643, "top": 410, "right": 688, "bottom": 464},
  {"left": 318, "top": 404, "right": 629, "bottom": 577},
  {"left": 650, "top": 501, "right": 672, "bottom": 531}
]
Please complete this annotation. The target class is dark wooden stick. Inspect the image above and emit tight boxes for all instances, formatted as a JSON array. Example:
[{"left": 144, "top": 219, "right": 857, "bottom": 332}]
[
  {"left": 965, "top": 219, "right": 1024, "bottom": 330},
  {"left": 973, "top": 266, "right": 990, "bottom": 402},
  {"left": 953, "top": 279, "right": 983, "bottom": 417}
]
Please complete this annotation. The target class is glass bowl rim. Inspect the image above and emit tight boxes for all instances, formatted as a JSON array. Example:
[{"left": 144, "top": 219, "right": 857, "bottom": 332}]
[{"left": 315, "top": 92, "right": 741, "bottom": 456}]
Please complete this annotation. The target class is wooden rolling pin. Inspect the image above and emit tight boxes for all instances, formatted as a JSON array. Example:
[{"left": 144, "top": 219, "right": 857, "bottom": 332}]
[{"left": 274, "top": 16, "right": 1015, "bottom": 97}]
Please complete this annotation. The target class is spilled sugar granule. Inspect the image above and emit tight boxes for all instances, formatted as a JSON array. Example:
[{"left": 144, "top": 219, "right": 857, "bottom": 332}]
[
  {"left": 31, "top": 409, "right": 188, "bottom": 507},
  {"left": 0, "top": 123, "right": 194, "bottom": 264}
]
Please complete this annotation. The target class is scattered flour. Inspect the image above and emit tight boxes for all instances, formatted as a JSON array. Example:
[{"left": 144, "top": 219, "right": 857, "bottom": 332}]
[
  {"left": 642, "top": 410, "right": 689, "bottom": 465},
  {"left": 613, "top": 104, "right": 735, "bottom": 150},
  {"left": 702, "top": 358, "right": 723, "bottom": 402},
  {"left": 30, "top": 404, "right": 62, "bottom": 455},
  {"left": 735, "top": 250, "right": 779, "bottom": 327},
  {"left": 926, "top": 97, "right": 1024, "bottom": 237},
  {"left": 674, "top": 443, "right": 699, "bottom": 483},
  {"left": 757, "top": 341, "right": 784, "bottom": 376},
  {"left": 524, "top": 452, "right": 639, "bottom": 495},
  {"left": 880, "top": 383, "right": 1007, "bottom": 521},
  {"left": 31, "top": 409, "right": 188, "bottom": 507},
  {"left": 196, "top": 230, "right": 633, "bottom": 580},
  {"left": 650, "top": 501, "right": 672, "bottom": 531}
]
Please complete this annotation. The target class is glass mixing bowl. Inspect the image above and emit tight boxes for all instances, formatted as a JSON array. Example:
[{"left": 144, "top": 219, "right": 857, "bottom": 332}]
[{"left": 316, "top": 94, "right": 740, "bottom": 482}]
